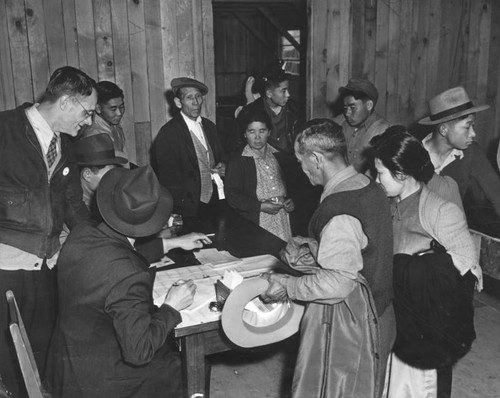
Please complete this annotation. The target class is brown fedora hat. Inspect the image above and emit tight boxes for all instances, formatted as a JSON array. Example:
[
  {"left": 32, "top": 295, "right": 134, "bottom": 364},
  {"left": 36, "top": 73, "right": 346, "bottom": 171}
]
[
  {"left": 75, "top": 134, "right": 127, "bottom": 166},
  {"left": 96, "top": 166, "right": 173, "bottom": 237},
  {"left": 419, "top": 86, "right": 489, "bottom": 125}
]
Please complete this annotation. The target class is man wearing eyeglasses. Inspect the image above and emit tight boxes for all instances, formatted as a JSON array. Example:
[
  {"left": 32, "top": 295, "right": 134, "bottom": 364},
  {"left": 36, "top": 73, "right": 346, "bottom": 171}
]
[
  {"left": 80, "top": 81, "right": 130, "bottom": 164},
  {"left": 0, "top": 66, "right": 94, "bottom": 397}
]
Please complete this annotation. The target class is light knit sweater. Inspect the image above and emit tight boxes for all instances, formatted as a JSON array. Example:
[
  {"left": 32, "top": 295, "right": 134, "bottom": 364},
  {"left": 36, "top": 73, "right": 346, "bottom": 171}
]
[{"left": 419, "top": 186, "right": 483, "bottom": 290}]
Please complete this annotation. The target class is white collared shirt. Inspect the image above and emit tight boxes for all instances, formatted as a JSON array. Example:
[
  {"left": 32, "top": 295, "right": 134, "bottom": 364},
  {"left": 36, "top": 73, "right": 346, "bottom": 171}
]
[
  {"left": 422, "top": 133, "right": 464, "bottom": 175},
  {"left": 180, "top": 112, "right": 207, "bottom": 149}
]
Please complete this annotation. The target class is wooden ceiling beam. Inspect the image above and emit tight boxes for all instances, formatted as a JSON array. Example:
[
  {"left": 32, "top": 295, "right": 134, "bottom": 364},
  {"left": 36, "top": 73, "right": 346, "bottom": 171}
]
[
  {"left": 232, "top": 11, "right": 277, "bottom": 56},
  {"left": 257, "top": 6, "right": 301, "bottom": 52}
]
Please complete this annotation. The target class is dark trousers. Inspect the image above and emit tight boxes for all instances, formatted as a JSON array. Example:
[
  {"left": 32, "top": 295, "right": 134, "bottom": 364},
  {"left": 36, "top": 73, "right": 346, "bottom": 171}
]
[
  {"left": 437, "top": 366, "right": 453, "bottom": 398},
  {"left": 0, "top": 263, "right": 57, "bottom": 398}
]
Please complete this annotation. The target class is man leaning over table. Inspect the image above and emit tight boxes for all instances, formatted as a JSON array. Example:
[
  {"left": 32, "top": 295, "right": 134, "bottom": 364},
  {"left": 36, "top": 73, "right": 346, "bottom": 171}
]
[
  {"left": 47, "top": 166, "right": 212, "bottom": 398},
  {"left": 70, "top": 133, "right": 210, "bottom": 263},
  {"left": 0, "top": 66, "right": 94, "bottom": 397},
  {"left": 262, "top": 119, "right": 395, "bottom": 398}
]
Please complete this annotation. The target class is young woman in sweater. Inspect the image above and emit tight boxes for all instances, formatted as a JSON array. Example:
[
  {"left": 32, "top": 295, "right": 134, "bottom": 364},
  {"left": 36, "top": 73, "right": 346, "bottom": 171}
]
[{"left": 370, "top": 129, "right": 482, "bottom": 398}]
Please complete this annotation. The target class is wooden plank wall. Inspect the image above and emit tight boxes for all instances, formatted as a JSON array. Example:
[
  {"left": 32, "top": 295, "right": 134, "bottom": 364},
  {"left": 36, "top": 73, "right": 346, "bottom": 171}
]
[
  {"left": 213, "top": 11, "right": 281, "bottom": 99},
  {"left": 0, "top": 0, "right": 215, "bottom": 166},
  {"left": 307, "top": 0, "right": 500, "bottom": 152}
]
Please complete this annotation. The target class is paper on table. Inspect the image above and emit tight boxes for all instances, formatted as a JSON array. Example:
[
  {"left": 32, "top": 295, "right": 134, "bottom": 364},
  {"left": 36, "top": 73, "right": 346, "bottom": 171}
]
[
  {"left": 149, "top": 255, "right": 175, "bottom": 268},
  {"left": 194, "top": 248, "right": 240, "bottom": 266},
  {"left": 153, "top": 254, "right": 284, "bottom": 328}
]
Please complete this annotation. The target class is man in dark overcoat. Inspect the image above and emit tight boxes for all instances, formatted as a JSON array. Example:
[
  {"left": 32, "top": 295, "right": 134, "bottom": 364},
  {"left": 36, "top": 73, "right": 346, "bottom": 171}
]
[
  {"left": 152, "top": 77, "right": 226, "bottom": 218},
  {"left": 48, "top": 166, "right": 211, "bottom": 397}
]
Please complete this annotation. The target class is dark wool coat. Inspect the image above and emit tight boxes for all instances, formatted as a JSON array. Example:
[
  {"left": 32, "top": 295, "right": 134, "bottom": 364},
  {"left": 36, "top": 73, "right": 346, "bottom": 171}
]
[
  {"left": 392, "top": 251, "right": 476, "bottom": 370},
  {"left": 48, "top": 223, "right": 182, "bottom": 398}
]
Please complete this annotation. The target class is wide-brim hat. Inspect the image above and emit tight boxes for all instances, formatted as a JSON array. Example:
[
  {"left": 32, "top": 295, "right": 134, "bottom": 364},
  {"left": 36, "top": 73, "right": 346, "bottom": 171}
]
[
  {"left": 339, "top": 78, "right": 379, "bottom": 105},
  {"left": 419, "top": 86, "right": 489, "bottom": 125},
  {"left": 221, "top": 278, "right": 305, "bottom": 348},
  {"left": 96, "top": 166, "right": 173, "bottom": 237},
  {"left": 75, "top": 134, "right": 127, "bottom": 166},
  {"left": 171, "top": 77, "right": 208, "bottom": 96}
]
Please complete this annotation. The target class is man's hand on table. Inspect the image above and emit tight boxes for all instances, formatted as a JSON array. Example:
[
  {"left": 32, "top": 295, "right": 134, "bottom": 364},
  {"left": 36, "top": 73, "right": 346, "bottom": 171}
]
[
  {"left": 162, "top": 232, "right": 213, "bottom": 253},
  {"left": 260, "top": 272, "right": 289, "bottom": 303},
  {"left": 164, "top": 279, "right": 197, "bottom": 311}
]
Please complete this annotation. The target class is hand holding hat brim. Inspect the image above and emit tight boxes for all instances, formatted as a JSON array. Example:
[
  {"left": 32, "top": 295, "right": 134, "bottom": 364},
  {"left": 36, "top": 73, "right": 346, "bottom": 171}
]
[{"left": 221, "top": 277, "right": 304, "bottom": 348}]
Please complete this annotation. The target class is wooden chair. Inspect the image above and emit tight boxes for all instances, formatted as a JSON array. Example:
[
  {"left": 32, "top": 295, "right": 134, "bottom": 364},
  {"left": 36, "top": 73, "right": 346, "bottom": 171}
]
[{"left": 5, "top": 290, "right": 46, "bottom": 398}]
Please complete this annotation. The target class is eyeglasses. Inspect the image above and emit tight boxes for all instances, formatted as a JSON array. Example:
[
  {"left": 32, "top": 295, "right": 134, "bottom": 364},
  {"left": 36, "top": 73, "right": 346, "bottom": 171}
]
[{"left": 73, "top": 97, "right": 96, "bottom": 121}]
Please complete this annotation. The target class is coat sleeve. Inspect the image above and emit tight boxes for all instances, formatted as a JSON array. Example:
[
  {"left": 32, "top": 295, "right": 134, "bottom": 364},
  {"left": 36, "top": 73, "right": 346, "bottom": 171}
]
[
  {"left": 224, "top": 156, "right": 261, "bottom": 224},
  {"left": 63, "top": 149, "right": 90, "bottom": 229},
  {"left": 282, "top": 215, "right": 367, "bottom": 304},
  {"left": 104, "top": 271, "right": 181, "bottom": 366},
  {"left": 427, "top": 197, "right": 478, "bottom": 276},
  {"left": 470, "top": 147, "right": 500, "bottom": 218},
  {"left": 153, "top": 124, "right": 186, "bottom": 208}
]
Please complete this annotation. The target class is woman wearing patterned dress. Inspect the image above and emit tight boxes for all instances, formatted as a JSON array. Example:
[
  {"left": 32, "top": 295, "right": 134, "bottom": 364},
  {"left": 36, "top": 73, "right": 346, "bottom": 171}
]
[{"left": 225, "top": 109, "right": 295, "bottom": 241}]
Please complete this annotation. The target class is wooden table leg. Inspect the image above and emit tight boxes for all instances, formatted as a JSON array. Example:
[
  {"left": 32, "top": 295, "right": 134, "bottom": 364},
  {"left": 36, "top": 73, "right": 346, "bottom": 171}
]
[{"left": 180, "top": 333, "right": 212, "bottom": 398}]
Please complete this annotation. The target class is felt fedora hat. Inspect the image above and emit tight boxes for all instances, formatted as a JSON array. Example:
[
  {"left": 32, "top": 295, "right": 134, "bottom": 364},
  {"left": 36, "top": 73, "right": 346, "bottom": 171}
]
[
  {"left": 419, "top": 86, "right": 489, "bottom": 125},
  {"left": 75, "top": 134, "right": 127, "bottom": 166},
  {"left": 221, "top": 277, "right": 305, "bottom": 348},
  {"left": 171, "top": 77, "right": 208, "bottom": 96},
  {"left": 96, "top": 166, "right": 173, "bottom": 237}
]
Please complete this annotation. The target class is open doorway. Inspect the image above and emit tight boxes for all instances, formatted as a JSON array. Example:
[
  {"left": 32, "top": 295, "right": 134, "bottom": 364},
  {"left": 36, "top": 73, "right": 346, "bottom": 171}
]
[{"left": 212, "top": 0, "right": 307, "bottom": 145}]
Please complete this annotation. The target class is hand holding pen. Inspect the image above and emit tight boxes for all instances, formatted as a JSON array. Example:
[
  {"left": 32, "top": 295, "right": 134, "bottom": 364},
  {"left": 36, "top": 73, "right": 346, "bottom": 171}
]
[{"left": 163, "top": 279, "right": 197, "bottom": 311}]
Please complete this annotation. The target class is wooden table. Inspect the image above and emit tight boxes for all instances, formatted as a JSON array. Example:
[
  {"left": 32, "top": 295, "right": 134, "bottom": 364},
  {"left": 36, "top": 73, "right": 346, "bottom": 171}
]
[{"left": 157, "top": 202, "right": 287, "bottom": 398}]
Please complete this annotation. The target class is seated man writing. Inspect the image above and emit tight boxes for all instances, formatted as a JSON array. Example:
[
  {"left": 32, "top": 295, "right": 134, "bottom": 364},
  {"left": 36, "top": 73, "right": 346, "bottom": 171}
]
[{"left": 48, "top": 166, "right": 211, "bottom": 397}]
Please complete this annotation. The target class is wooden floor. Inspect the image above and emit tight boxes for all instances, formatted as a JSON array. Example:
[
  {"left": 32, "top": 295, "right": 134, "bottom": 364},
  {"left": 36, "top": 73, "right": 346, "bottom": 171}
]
[{"left": 209, "top": 291, "right": 500, "bottom": 398}]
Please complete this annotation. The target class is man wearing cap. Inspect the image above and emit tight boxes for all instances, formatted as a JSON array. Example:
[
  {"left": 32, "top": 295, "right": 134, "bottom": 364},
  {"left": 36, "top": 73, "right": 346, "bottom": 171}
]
[
  {"left": 0, "top": 66, "right": 94, "bottom": 396},
  {"left": 80, "top": 81, "right": 129, "bottom": 163},
  {"left": 337, "top": 78, "right": 390, "bottom": 174},
  {"left": 420, "top": 86, "right": 500, "bottom": 237},
  {"left": 152, "top": 77, "right": 226, "bottom": 218},
  {"left": 48, "top": 166, "right": 212, "bottom": 397},
  {"left": 262, "top": 119, "right": 394, "bottom": 397}
]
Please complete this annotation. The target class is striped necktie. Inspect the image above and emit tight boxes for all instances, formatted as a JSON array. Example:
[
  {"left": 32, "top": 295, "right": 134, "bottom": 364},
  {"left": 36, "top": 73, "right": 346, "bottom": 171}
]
[{"left": 46, "top": 134, "right": 57, "bottom": 168}]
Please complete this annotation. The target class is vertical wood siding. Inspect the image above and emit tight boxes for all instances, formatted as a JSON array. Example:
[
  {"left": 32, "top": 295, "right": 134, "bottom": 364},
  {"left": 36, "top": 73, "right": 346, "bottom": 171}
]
[
  {"left": 0, "top": 0, "right": 215, "bottom": 166},
  {"left": 307, "top": 0, "right": 500, "bottom": 152}
]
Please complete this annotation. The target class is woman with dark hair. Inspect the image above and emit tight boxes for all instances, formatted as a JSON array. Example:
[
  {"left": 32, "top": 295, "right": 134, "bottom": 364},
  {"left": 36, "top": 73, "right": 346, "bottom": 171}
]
[
  {"left": 236, "top": 61, "right": 300, "bottom": 154},
  {"left": 225, "top": 109, "right": 295, "bottom": 240},
  {"left": 371, "top": 130, "right": 482, "bottom": 398}
]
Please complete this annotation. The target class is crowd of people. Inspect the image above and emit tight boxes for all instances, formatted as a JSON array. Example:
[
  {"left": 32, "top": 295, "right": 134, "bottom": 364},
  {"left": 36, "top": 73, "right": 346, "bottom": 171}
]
[{"left": 0, "top": 60, "right": 496, "bottom": 398}]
